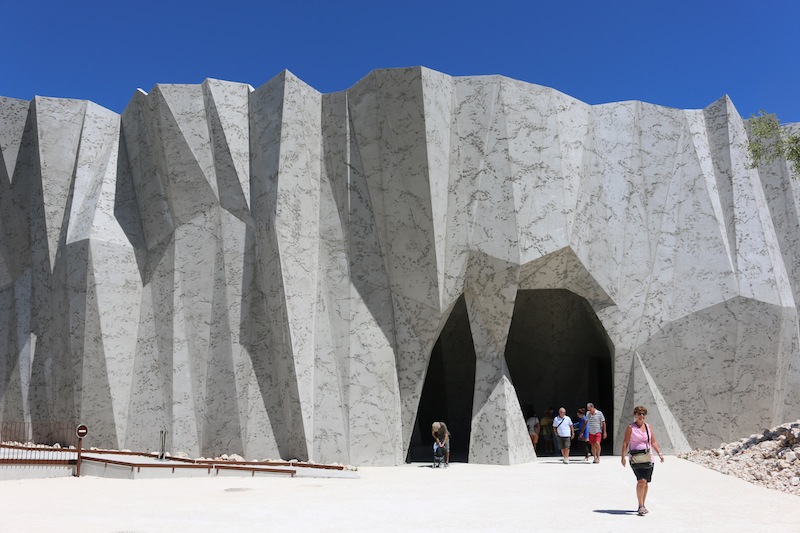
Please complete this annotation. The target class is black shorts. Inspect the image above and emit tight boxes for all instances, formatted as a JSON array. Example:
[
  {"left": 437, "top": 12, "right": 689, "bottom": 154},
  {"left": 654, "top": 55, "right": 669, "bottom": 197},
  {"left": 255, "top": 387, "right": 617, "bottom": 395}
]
[{"left": 631, "top": 463, "right": 653, "bottom": 482}]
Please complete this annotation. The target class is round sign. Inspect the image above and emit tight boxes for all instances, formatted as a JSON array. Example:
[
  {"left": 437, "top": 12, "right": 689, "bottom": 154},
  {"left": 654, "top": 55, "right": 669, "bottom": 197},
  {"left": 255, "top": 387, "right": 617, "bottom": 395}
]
[{"left": 76, "top": 424, "right": 89, "bottom": 439}]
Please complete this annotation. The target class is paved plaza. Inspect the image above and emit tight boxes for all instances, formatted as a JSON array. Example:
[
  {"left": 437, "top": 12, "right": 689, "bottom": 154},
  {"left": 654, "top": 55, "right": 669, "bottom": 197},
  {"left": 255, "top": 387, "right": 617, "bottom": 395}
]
[{"left": 2, "top": 455, "right": 798, "bottom": 532}]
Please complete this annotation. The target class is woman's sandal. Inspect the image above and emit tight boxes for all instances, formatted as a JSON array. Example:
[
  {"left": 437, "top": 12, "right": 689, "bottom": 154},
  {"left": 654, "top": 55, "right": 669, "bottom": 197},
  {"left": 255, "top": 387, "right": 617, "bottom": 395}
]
[{"left": 637, "top": 506, "right": 646, "bottom": 516}]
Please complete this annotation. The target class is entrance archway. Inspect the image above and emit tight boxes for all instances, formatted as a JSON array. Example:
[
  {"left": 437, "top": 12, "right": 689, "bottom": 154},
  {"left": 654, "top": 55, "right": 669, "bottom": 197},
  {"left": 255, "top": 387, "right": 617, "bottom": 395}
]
[
  {"left": 506, "top": 289, "right": 614, "bottom": 454},
  {"left": 408, "top": 295, "right": 475, "bottom": 463},
  {"left": 409, "top": 288, "right": 614, "bottom": 463}
]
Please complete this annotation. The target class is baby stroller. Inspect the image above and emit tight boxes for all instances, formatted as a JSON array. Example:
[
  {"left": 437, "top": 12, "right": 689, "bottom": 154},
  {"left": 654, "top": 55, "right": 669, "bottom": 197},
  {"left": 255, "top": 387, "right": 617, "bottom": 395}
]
[{"left": 433, "top": 442, "right": 448, "bottom": 468}]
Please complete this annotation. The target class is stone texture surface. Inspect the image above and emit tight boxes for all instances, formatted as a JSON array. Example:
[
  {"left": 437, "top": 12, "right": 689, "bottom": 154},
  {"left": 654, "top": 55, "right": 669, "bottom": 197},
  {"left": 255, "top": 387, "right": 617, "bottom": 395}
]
[{"left": 1, "top": 67, "right": 799, "bottom": 465}]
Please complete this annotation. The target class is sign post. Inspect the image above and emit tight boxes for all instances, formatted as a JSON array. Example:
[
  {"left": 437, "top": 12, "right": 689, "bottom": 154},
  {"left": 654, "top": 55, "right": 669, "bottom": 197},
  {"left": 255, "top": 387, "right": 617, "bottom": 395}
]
[{"left": 75, "top": 424, "right": 88, "bottom": 477}]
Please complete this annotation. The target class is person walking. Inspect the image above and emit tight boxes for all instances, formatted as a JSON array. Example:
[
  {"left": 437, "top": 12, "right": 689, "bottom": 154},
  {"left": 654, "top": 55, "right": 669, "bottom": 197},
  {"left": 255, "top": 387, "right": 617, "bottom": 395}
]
[
  {"left": 552, "top": 407, "right": 574, "bottom": 464},
  {"left": 586, "top": 402, "right": 606, "bottom": 463},
  {"left": 575, "top": 408, "right": 590, "bottom": 461},
  {"left": 621, "top": 405, "right": 665, "bottom": 516}
]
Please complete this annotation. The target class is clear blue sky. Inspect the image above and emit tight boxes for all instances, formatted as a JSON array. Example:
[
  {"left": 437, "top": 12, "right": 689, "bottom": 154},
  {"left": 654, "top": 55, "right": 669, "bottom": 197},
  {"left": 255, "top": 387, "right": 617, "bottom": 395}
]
[{"left": 2, "top": 0, "right": 798, "bottom": 122}]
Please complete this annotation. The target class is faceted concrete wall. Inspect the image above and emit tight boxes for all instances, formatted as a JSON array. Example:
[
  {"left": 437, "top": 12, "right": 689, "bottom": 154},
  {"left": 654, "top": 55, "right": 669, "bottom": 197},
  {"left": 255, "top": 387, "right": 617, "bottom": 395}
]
[{"left": 1, "top": 67, "right": 799, "bottom": 465}]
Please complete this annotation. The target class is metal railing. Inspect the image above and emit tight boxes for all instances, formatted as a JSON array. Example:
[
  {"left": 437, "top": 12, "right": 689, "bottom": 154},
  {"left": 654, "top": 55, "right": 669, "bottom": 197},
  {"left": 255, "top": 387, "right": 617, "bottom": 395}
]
[
  {"left": 0, "top": 421, "right": 78, "bottom": 465},
  {"left": 1, "top": 422, "right": 348, "bottom": 477}
]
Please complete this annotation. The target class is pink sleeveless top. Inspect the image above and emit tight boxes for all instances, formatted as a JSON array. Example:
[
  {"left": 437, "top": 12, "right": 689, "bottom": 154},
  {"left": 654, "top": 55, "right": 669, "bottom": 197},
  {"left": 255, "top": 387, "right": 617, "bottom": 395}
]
[{"left": 629, "top": 422, "right": 652, "bottom": 461}]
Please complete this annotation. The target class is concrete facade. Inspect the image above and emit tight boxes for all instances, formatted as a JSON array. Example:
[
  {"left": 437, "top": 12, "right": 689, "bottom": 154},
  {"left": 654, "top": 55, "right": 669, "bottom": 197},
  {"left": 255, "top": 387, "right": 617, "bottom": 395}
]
[{"left": 1, "top": 67, "right": 798, "bottom": 465}]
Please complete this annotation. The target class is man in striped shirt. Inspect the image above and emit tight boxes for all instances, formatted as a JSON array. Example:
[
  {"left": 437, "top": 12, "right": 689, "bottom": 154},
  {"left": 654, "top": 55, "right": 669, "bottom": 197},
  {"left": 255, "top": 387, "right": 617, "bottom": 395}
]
[{"left": 586, "top": 403, "right": 607, "bottom": 463}]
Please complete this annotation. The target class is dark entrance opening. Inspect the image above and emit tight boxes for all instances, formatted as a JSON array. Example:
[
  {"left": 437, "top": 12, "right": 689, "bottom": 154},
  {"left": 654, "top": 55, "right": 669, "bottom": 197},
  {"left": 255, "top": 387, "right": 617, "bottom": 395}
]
[
  {"left": 409, "top": 289, "right": 614, "bottom": 463},
  {"left": 506, "top": 289, "right": 614, "bottom": 455},
  {"left": 408, "top": 295, "right": 475, "bottom": 463}
]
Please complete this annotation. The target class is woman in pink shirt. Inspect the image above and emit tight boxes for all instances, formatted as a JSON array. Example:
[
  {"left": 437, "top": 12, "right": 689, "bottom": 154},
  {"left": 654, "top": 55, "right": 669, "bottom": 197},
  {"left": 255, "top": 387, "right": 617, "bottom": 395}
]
[{"left": 621, "top": 405, "right": 665, "bottom": 516}]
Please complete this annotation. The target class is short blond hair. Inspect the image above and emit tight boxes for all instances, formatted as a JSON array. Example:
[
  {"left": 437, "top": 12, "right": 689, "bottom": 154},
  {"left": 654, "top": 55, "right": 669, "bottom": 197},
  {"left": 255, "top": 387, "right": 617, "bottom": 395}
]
[
  {"left": 633, "top": 405, "right": 648, "bottom": 416},
  {"left": 432, "top": 422, "right": 441, "bottom": 432}
]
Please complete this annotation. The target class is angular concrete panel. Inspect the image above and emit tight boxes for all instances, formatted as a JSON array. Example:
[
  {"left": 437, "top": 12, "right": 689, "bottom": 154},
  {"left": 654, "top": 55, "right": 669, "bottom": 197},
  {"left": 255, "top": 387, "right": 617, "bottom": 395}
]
[{"left": 1, "top": 67, "right": 798, "bottom": 465}]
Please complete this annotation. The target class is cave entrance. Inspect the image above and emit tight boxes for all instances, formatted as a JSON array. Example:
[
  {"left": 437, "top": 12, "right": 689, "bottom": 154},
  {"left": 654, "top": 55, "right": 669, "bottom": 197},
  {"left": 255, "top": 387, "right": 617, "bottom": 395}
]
[
  {"left": 408, "top": 288, "right": 614, "bottom": 463},
  {"left": 407, "top": 295, "right": 475, "bottom": 463},
  {"left": 507, "top": 289, "right": 614, "bottom": 455}
]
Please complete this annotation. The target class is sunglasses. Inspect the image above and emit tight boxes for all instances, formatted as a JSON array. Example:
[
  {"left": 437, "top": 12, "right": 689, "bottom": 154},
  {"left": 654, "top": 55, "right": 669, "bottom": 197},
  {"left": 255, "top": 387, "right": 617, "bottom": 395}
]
[{"left": 635, "top": 413, "right": 646, "bottom": 417}]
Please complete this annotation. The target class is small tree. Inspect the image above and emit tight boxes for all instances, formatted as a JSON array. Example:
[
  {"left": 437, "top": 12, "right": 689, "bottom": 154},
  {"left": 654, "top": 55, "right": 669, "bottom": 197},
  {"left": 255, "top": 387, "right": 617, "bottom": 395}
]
[{"left": 747, "top": 111, "right": 800, "bottom": 178}]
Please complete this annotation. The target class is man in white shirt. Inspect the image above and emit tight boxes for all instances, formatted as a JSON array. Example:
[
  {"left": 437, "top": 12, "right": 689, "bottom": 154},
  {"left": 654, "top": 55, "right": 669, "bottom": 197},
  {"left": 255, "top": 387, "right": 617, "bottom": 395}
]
[{"left": 552, "top": 407, "right": 574, "bottom": 464}]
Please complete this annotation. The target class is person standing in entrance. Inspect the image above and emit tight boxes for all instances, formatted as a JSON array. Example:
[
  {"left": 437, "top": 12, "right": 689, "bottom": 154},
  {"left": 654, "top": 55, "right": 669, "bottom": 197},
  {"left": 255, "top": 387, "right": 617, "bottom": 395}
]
[
  {"left": 586, "top": 403, "right": 607, "bottom": 463},
  {"left": 431, "top": 422, "right": 450, "bottom": 465},
  {"left": 552, "top": 407, "right": 574, "bottom": 463},
  {"left": 526, "top": 409, "right": 540, "bottom": 450},
  {"left": 539, "top": 408, "right": 554, "bottom": 455}
]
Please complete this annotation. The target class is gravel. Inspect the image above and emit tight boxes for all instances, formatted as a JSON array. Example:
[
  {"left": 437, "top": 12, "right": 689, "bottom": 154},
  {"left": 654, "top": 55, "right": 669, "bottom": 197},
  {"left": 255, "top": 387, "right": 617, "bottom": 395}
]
[{"left": 679, "top": 419, "right": 800, "bottom": 496}]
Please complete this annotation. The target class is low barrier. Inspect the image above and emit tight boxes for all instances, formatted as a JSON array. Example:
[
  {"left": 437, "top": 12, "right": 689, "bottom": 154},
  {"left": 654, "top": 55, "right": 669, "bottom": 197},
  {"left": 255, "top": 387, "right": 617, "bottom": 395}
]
[
  {"left": 1, "top": 421, "right": 349, "bottom": 479},
  {"left": 0, "top": 421, "right": 78, "bottom": 466}
]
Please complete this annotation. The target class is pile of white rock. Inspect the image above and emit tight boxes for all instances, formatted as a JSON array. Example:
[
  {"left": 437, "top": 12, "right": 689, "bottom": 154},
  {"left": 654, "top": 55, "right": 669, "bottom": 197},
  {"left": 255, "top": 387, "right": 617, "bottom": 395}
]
[
  {"left": 190, "top": 453, "right": 358, "bottom": 471},
  {"left": 679, "top": 420, "right": 800, "bottom": 497},
  {"left": 1, "top": 441, "right": 76, "bottom": 450}
]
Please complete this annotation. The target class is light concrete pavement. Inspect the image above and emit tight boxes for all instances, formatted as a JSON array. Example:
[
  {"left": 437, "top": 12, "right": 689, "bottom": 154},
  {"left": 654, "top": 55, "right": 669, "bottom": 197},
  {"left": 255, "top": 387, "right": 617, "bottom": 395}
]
[{"left": 1, "top": 456, "right": 798, "bottom": 532}]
